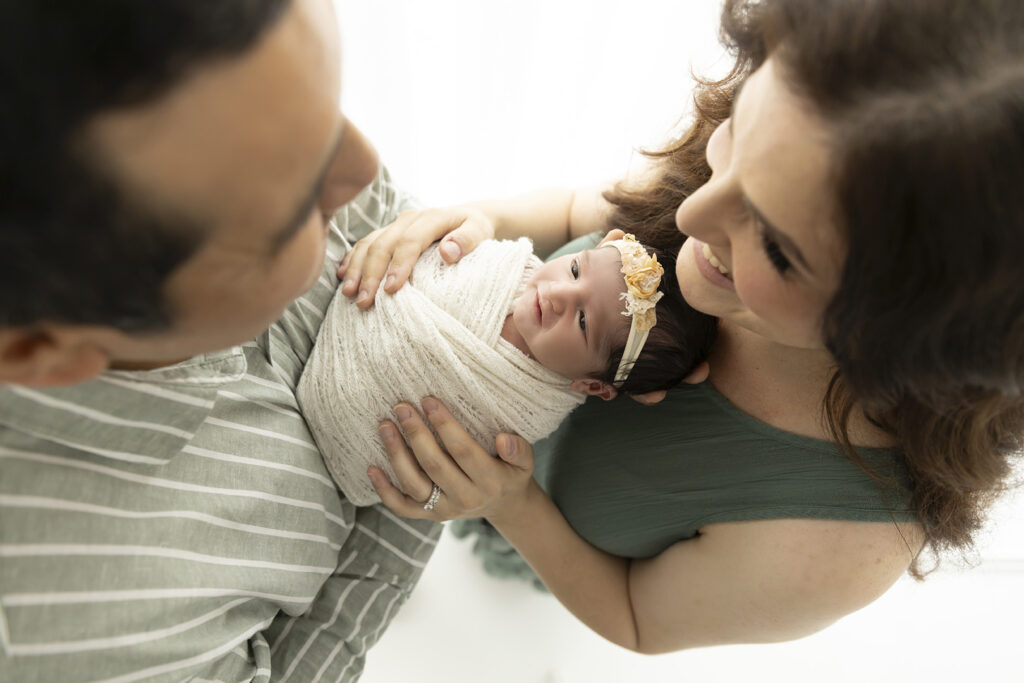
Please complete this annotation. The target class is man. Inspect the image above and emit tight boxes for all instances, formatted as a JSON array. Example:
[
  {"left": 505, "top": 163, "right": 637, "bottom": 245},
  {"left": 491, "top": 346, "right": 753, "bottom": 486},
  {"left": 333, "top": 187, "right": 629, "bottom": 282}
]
[{"left": 0, "top": 1, "right": 439, "bottom": 680}]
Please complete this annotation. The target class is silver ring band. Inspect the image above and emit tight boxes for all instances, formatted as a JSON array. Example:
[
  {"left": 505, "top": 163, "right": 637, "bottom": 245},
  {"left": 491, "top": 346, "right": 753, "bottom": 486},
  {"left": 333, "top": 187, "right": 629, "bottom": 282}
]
[{"left": 422, "top": 483, "right": 442, "bottom": 511}]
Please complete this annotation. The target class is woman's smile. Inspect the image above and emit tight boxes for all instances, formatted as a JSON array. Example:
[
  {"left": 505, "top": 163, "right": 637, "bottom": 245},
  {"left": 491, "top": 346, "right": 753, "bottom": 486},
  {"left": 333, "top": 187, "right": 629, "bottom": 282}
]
[{"left": 690, "top": 238, "right": 736, "bottom": 291}]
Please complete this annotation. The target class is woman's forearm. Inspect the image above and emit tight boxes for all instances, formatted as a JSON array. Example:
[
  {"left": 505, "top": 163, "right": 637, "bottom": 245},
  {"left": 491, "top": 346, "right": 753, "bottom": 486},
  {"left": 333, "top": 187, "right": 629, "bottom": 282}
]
[
  {"left": 487, "top": 479, "right": 641, "bottom": 651},
  {"left": 466, "top": 185, "right": 612, "bottom": 258}
]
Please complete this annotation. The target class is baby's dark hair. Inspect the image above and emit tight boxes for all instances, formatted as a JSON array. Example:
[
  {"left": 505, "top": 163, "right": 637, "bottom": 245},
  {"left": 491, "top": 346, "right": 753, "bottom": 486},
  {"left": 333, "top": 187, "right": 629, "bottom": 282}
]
[{"left": 595, "top": 240, "right": 717, "bottom": 394}]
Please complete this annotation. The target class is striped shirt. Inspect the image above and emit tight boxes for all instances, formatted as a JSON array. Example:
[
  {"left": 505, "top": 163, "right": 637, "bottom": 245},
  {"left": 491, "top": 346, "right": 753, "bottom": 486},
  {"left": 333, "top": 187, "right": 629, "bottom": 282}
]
[{"left": 0, "top": 168, "right": 441, "bottom": 683}]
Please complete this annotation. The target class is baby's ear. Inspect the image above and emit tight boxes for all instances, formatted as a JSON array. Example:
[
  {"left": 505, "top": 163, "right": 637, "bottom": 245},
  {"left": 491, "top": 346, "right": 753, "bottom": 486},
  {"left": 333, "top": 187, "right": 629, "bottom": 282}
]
[
  {"left": 570, "top": 379, "right": 618, "bottom": 401},
  {"left": 597, "top": 228, "right": 626, "bottom": 246}
]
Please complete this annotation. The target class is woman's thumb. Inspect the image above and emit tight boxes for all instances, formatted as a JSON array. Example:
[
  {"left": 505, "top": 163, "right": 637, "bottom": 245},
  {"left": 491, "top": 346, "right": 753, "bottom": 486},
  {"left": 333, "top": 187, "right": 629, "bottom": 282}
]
[{"left": 497, "top": 433, "right": 532, "bottom": 469}]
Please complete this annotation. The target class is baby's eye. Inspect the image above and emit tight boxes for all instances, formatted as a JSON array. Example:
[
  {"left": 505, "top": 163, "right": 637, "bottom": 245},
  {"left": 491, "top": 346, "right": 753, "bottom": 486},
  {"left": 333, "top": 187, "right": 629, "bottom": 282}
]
[
  {"left": 578, "top": 310, "right": 587, "bottom": 334},
  {"left": 571, "top": 259, "right": 580, "bottom": 279}
]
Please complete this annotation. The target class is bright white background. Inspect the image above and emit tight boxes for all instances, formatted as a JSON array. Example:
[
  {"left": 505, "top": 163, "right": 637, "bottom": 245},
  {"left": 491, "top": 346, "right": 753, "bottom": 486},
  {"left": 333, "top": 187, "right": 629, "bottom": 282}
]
[{"left": 332, "top": 2, "right": 1023, "bottom": 681}]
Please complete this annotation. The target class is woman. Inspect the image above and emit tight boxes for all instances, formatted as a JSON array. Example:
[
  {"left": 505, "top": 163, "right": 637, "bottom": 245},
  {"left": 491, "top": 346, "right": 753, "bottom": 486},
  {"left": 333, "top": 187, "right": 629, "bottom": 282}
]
[{"left": 339, "top": 0, "right": 1024, "bottom": 652}]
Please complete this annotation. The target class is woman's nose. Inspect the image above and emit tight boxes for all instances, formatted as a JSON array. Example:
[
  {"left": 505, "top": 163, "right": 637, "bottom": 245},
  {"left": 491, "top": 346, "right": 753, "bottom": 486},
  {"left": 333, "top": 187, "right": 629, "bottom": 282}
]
[{"left": 675, "top": 181, "right": 732, "bottom": 249}]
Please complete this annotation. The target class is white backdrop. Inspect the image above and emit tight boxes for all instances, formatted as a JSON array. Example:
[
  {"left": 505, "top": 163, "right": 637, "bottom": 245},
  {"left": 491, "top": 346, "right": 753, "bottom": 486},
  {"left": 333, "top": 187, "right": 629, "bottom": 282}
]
[{"left": 332, "top": 2, "right": 1023, "bottom": 682}]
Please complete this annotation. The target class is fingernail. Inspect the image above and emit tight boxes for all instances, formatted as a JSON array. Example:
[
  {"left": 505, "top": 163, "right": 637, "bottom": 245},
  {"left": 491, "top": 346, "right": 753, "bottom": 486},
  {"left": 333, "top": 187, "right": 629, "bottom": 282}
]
[
  {"left": 501, "top": 434, "right": 517, "bottom": 455},
  {"left": 395, "top": 405, "right": 412, "bottom": 422},
  {"left": 342, "top": 278, "right": 353, "bottom": 292},
  {"left": 422, "top": 398, "right": 439, "bottom": 415},
  {"left": 384, "top": 274, "right": 396, "bottom": 289},
  {"left": 379, "top": 422, "right": 397, "bottom": 440},
  {"left": 440, "top": 240, "right": 461, "bottom": 261},
  {"left": 356, "top": 289, "right": 368, "bottom": 302}
]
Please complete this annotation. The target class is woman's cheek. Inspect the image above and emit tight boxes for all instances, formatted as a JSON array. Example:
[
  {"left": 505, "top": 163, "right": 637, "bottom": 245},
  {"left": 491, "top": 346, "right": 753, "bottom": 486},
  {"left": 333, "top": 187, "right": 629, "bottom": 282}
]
[
  {"left": 733, "top": 260, "right": 790, "bottom": 326},
  {"left": 738, "top": 272, "right": 825, "bottom": 348}
]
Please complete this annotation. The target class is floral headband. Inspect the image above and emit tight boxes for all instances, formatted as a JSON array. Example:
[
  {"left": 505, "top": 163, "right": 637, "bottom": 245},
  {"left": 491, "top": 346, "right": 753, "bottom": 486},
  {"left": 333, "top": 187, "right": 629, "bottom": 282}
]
[{"left": 607, "top": 234, "right": 664, "bottom": 387}]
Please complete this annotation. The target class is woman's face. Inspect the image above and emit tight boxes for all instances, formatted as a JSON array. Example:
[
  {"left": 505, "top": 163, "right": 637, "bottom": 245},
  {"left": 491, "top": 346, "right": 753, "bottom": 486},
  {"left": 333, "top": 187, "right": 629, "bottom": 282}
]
[{"left": 674, "top": 57, "right": 844, "bottom": 350}]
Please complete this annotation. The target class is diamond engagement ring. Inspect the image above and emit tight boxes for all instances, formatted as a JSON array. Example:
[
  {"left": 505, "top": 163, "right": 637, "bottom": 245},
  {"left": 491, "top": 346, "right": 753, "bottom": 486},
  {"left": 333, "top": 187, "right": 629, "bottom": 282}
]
[{"left": 423, "top": 483, "right": 442, "bottom": 512}]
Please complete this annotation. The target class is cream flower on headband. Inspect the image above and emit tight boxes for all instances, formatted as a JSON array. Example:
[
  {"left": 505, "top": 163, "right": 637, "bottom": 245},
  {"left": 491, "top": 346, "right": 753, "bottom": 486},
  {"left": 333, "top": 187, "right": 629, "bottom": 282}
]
[{"left": 609, "top": 234, "right": 664, "bottom": 334}]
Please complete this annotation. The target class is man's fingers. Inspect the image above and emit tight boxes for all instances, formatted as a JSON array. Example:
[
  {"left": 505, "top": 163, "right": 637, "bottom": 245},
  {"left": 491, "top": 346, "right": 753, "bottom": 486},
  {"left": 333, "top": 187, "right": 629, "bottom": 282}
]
[
  {"left": 339, "top": 230, "right": 385, "bottom": 297},
  {"left": 382, "top": 237, "right": 433, "bottom": 293},
  {"left": 352, "top": 233, "right": 402, "bottom": 308}
]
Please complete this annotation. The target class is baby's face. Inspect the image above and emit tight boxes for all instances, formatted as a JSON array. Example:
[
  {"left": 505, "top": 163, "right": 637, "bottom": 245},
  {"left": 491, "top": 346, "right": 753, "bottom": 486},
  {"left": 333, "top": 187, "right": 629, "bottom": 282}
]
[{"left": 510, "top": 246, "right": 630, "bottom": 380}]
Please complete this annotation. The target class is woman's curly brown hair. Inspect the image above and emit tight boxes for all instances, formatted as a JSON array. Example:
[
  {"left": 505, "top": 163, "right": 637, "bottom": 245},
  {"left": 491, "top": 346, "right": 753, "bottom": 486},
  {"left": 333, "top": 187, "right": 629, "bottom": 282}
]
[{"left": 604, "top": 0, "right": 1024, "bottom": 577}]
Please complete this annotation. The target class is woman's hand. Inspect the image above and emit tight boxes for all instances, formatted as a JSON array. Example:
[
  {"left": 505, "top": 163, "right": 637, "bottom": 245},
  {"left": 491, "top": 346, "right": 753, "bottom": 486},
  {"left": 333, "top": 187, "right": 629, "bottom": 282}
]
[
  {"left": 337, "top": 206, "right": 496, "bottom": 309},
  {"left": 368, "top": 397, "right": 535, "bottom": 523}
]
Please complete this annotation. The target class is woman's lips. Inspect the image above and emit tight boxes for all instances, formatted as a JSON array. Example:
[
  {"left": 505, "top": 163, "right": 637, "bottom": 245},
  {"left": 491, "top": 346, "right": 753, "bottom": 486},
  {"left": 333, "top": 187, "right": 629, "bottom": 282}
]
[{"left": 692, "top": 239, "right": 736, "bottom": 291}]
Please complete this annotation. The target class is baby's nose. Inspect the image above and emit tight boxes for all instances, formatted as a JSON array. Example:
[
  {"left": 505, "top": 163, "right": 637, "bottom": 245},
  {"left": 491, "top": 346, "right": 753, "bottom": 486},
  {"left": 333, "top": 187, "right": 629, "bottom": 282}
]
[{"left": 547, "top": 281, "right": 577, "bottom": 315}]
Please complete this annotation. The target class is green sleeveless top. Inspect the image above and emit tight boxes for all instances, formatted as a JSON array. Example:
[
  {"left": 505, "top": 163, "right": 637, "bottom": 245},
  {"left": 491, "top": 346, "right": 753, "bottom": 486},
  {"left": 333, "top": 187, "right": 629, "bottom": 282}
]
[{"left": 533, "top": 381, "right": 915, "bottom": 559}]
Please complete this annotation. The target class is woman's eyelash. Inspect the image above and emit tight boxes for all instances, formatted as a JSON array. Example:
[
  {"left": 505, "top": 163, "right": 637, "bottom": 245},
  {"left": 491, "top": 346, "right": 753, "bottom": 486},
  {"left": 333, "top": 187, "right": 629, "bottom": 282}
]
[
  {"left": 759, "top": 226, "right": 792, "bottom": 274},
  {"left": 579, "top": 311, "right": 587, "bottom": 334},
  {"left": 571, "top": 259, "right": 579, "bottom": 279}
]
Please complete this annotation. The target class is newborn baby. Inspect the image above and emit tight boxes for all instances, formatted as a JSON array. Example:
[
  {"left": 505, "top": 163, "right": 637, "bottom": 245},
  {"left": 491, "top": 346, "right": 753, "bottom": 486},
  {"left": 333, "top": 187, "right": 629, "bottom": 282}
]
[{"left": 297, "top": 231, "right": 715, "bottom": 505}]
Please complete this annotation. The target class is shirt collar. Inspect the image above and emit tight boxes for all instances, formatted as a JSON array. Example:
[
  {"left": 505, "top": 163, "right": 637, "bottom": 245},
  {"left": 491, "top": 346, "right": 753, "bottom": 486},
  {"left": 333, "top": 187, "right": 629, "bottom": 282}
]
[{"left": 0, "top": 347, "right": 246, "bottom": 464}]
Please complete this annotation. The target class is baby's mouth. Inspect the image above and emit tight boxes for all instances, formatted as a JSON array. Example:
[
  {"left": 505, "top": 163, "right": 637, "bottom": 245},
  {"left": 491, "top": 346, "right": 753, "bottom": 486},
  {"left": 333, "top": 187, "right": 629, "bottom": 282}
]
[{"left": 702, "top": 243, "right": 732, "bottom": 279}]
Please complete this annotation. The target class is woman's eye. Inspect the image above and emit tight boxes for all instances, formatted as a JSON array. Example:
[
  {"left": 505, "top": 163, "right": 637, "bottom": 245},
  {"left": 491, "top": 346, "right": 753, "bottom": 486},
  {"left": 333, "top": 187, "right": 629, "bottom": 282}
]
[
  {"left": 578, "top": 311, "right": 587, "bottom": 334},
  {"left": 571, "top": 259, "right": 580, "bottom": 279},
  {"left": 760, "top": 228, "right": 792, "bottom": 274}
]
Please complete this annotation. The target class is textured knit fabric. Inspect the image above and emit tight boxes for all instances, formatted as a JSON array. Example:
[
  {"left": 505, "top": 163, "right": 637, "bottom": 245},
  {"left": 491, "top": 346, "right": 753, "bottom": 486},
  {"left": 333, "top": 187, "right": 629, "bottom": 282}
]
[
  {"left": 0, "top": 168, "right": 441, "bottom": 683},
  {"left": 297, "top": 238, "right": 585, "bottom": 505},
  {"left": 452, "top": 232, "right": 915, "bottom": 581}
]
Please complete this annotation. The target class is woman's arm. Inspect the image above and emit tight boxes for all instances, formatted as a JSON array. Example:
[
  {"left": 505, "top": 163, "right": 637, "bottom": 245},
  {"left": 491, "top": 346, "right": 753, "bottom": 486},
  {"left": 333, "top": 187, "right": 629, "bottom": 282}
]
[
  {"left": 370, "top": 398, "right": 922, "bottom": 653},
  {"left": 473, "top": 184, "right": 614, "bottom": 255},
  {"left": 338, "top": 185, "right": 612, "bottom": 308}
]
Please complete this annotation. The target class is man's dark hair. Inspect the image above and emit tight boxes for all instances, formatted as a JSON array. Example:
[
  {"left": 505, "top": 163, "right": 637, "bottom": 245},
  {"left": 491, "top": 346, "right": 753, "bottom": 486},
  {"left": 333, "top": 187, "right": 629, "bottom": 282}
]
[{"left": 0, "top": 1, "right": 290, "bottom": 331}]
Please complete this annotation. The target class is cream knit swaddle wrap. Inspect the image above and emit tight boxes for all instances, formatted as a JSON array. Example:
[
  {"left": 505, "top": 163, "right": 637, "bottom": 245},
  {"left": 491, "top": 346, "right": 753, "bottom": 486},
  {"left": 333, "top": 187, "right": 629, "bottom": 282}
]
[{"left": 297, "top": 238, "right": 586, "bottom": 505}]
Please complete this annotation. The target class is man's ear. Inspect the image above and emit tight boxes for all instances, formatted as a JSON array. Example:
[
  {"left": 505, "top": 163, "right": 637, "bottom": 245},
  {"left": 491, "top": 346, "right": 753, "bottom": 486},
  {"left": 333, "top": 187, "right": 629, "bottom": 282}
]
[
  {"left": 0, "top": 328, "right": 110, "bottom": 387},
  {"left": 570, "top": 379, "right": 619, "bottom": 401},
  {"left": 597, "top": 228, "right": 626, "bottom": 246}
]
